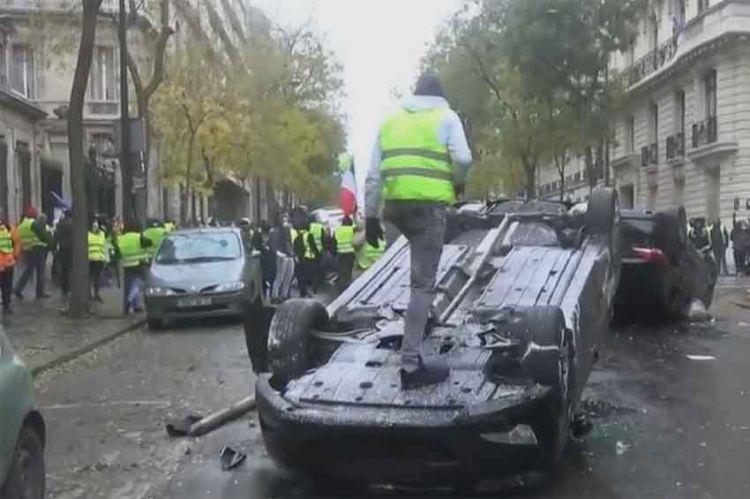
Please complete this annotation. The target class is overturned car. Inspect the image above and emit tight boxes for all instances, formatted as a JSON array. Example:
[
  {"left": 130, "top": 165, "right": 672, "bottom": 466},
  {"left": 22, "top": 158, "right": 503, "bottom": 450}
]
[{"left": 243, "top": 188, "right": 621, "bottom": 488}]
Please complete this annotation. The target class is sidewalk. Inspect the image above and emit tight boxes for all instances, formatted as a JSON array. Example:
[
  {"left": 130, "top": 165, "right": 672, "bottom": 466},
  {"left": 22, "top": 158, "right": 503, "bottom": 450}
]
[
  {"left": 712, "top": 274, "right": 750, "bottom": 322},
  {"left": 2, "top": 283, "right": 144, "bottom": 375}
]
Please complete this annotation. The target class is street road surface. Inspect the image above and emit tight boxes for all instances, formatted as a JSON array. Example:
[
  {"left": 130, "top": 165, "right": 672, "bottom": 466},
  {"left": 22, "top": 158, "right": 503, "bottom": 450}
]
[{"left": 36, "top": 312, "right": 750, "bottom": 498}]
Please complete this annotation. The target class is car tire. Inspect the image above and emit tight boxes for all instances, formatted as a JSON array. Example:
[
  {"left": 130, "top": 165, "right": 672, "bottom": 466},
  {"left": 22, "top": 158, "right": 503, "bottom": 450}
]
[
  {"left": 655, "top": 206, "right": 688, "bottom": 264},
  {"left": 0, "top": 425, "right": 45, "bottom": 499},
  {"left": 267, "top": 299, "right": 328, "bottom": 387},
  {"left": 585, "top": 187, "right": 618, "bottom": 235},
  {"left": 515, "top": 307, "right": 572, "bottom": 471}
]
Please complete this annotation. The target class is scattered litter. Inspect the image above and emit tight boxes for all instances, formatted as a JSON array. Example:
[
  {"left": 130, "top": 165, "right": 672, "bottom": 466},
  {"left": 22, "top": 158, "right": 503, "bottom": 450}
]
[
  {"left": 615, "top": 441, "right": 630, "bottom": 456},
  {"left": 700, "top": 442, "right": 707, "bottom": 448},
  {"left": 676, "top": 482, "right": 682, "bottom": 487},
  {"left": 220, "top": 446, "right": 247, "bottom": 470},
  {"left": 686, "top": 355, "right": 716, "bottom": 361},
  {"left": 739, "top": 322, "right": 750, "bottom": 327},
  {"left": 165, "top": 414, "right": 203, "bottom": 437}
]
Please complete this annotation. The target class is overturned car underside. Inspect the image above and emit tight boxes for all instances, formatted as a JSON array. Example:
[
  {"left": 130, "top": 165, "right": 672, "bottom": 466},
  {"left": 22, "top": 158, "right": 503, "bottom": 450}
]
[{"left": 243, "top": 189, "right": 621, "bottom": 488}]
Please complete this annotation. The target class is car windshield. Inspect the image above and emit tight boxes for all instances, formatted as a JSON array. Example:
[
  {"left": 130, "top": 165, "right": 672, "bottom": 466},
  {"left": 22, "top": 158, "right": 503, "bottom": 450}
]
[{"left": 155, "top": 232, "right": 241, "bottom": 264}]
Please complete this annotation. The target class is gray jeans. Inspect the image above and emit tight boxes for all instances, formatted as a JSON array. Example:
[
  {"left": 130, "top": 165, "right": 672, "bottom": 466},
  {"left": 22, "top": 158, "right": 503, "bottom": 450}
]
[{"left": 384, "top": 200, "right": 447, "bottom": 371}]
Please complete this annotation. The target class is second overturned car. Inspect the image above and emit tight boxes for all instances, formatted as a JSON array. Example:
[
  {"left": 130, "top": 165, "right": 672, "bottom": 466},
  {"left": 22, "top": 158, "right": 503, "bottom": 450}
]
[{"left": 243, "top": 188, "right": 621, "bottom": 489}]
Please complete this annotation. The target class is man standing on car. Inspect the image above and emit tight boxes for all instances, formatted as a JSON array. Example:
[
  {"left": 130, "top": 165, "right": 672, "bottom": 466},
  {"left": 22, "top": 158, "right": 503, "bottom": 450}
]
[{"left": 365, "top": 70, "right": 472, "bottom": 388}]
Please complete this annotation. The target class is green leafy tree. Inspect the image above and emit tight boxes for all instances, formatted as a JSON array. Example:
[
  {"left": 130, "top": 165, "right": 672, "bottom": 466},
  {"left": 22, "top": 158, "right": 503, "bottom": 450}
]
[{"left": 426, "top": 0, "right": 644, "bottom": 198}]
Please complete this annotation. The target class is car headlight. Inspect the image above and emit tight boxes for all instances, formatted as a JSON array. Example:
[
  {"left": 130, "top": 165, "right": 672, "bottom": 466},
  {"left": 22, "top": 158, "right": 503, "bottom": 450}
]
[
  {"left": 146, "top": 286, "right": 175, "bottom": 297},
  {"left": 214, "top": 281, "right": 245, "bottom": 293}
]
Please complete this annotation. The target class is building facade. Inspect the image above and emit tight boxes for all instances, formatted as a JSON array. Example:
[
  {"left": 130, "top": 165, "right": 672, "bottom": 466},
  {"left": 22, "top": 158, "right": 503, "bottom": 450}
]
[{"left": 540, "top": 0, "right": 750, "bottom": 227}]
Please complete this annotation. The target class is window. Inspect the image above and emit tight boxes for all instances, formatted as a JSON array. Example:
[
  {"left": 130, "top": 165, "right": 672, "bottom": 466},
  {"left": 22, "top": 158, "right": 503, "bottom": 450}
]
[
  {"left": 673, "top": 1, "right": 686, "bottom": 37},
  {"left": 675, "top": 90, "right": 686, "bottom": 136},
  {"left": 0, "top": 42, "right": 6, "bottom": 87},
  {"left": 649, "top": 13, "right": 659, "bottom": 51},
  {"left": 626, "top": 115, "right": 635, "bottom": 153},
  {"left": 10, "top": 45, "right": 34, "bottom": 98},
  {"left": 650, "top": 103, "right": 659, "bottom": 143},
  {"left": 89, "top": 46, "right": 117, "bottom": 101},
  {"left": 704, "top": 70, "right": 717, "bottom": 119}
]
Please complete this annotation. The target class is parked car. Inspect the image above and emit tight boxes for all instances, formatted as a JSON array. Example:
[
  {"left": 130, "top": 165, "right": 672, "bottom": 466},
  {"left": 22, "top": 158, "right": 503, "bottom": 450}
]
[
  {"left": 615, "top": 207, "right": 717, "bottom": 320},
  {"left": 144, "top": 228, "right": 264, "bottom": 329},
  {"left": 242, "top": 188, "right": 621, "bottom": 490},
  {"left": 0, "top": 327, "right": 46, "bottom": 499}
]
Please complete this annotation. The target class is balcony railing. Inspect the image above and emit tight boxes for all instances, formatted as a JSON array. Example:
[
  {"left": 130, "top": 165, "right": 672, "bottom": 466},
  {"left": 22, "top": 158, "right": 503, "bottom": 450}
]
[
  {"left": 691, "top": 117, "right": 718, "bottom": 148},
  {"left": 666, "top": 132, "right": 685, "bottom": 160},
  {"left": 628, "top": 38, "right": 678, "bottom": 86},
  {"left": 641, "top": 143, "right": 658, "bottom": 167}
]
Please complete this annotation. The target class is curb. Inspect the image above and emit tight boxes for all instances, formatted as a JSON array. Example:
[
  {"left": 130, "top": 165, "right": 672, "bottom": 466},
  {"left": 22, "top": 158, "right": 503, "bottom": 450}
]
[{"left": 30, "top": 319, "right": 146, "bottom": 378}]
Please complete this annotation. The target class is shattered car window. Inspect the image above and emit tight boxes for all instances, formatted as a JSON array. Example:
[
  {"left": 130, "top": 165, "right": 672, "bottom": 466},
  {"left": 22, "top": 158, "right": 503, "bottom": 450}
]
[
  {"left": 509, "top": 223, "right": 560, "bottom": 247},
  {"left": 156, "top": 233, "right": 242, "bottom": 264}
]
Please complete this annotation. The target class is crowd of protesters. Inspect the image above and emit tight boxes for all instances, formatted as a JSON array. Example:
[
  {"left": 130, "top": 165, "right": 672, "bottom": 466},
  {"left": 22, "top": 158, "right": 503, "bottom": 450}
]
[{"left": 0, "top": 203, "right": 388, "bottom": 316}]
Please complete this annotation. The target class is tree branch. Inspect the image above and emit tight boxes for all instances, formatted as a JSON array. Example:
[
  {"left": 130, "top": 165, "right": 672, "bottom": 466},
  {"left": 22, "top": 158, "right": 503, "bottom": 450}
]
[{"left": 143, "top": 24, "right": 175, "bottom": 99}]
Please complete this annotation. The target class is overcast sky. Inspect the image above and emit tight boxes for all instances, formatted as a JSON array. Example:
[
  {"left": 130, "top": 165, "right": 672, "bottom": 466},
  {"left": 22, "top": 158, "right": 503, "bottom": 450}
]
[{"left": 251, "top": 0, "right": 460, "bottom": 199}]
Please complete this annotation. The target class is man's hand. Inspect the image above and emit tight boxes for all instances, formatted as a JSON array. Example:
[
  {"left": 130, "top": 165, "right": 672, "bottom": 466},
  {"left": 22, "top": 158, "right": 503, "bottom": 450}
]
[{"left": 365, "top": 218, "right": 383, "bottom": 247}]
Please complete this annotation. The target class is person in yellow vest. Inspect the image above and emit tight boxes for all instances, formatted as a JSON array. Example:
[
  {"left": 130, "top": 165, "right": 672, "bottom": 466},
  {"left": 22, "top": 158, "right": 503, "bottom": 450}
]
[
  {"left": 365, "top": 71, "right": 473, "bottom": 389},
  {"left": 114, "top": 220, "right": 152, "bottom": 314},
  {"left": 88, "top": 220, "right": 107, "bottom": 303},
  {"left": 356, "top": 231, "right": 385, "bottom": 272},
  {"left": 14, "top": 207, "right": 53, "bottom": 300},
  {"left": 308, "top": 218, "right": 327, "bottom": 290},
  {"left": 334, "top": 216, "right": 356, "bottom": 293},
  {"left": 293, "top": 221, "right": 319, "bottom": 298},
  {"left": 0, "top": 209, "right": 21, "bottom": 313},
  {"left": 143, "top": 219, "right": 168, "bottom": 262}
]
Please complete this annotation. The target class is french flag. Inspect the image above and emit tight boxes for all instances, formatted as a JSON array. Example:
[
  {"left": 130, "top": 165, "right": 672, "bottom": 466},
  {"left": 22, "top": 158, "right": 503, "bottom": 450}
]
[{"left": 338, "top": 153, "right": 357, "bottom": 216}]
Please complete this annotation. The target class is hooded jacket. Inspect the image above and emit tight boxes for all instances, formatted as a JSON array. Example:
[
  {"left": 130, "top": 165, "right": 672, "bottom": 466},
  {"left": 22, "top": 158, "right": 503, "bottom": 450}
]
[{"left": 365, "top": 95, "right": 473, "bottom": 217}]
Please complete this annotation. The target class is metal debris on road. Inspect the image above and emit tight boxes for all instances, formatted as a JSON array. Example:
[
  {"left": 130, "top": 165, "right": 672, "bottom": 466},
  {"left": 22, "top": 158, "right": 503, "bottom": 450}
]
[
  {"left": 220, "top": 446, "right": 247, "bottom": 470},
  {"left": 615, "top": 441, "right": 631, "bottom": 456},
  {"left": 166, "top": 414, "right": 204, "bottom": 437},
  {"left": 188, "top": 396, "right": 256, "bottom": 437},
  {"left": 686, "top": 355, "right": 716, "bottom": 361}
]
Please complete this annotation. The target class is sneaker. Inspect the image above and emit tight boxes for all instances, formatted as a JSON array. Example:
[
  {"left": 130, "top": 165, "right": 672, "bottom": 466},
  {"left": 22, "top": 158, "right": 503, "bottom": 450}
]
[{"left": 400, "top": 357, "right": 450, "bottom": 390}]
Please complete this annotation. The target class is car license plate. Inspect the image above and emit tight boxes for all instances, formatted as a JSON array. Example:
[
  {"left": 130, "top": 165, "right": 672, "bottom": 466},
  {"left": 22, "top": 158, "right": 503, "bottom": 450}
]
[{"left": 177, "top": 297, "right": 212, "bottom": 308}]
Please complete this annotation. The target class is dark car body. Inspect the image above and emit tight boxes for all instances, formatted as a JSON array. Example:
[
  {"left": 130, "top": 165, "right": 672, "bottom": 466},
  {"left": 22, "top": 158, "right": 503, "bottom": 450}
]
[
  {"left": 615, "top": 208, "right": 717, "bottom": 320},
  {"left": 245, "top": 190, "right": 621, "bottom": 488},
  {"left": 0, "top": 327, "right": 45, "bottom": 497},
  {"left": 145, "top": 228, "right": 263, "bottom": 327}
]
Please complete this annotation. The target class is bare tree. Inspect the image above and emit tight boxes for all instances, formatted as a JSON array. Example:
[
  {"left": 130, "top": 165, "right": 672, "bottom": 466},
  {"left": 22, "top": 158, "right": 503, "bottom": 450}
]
[
  {"left": 68, "top": 0, "right": 104, "bottom": 318},
  {"left": 124, "top": 0, "right": 174, "bottom": 218}
]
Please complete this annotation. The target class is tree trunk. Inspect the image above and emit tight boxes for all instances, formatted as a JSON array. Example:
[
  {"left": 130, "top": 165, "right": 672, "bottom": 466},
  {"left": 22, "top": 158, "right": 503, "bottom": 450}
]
[
  {"left": 182, "top": 134, "right": 195, "bottom": 226},
  {"left": 179, "top": 183, "right": 188, "bottom": 226},
  {"left": 67, "top": 0, "right": 103, "bottom": 318},
  {"left": 585, "top": 146, "right": 595, "bottom": 191},
  {"left": 559, "top": 169, "right": 565, "bottom": 202},
  {"left": 522, "top": 158, "right": 535, "bottom": 201}
]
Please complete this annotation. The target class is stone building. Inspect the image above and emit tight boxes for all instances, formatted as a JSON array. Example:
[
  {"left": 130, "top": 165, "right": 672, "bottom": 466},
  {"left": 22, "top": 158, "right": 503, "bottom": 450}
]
[{"left": 539, "top": 0, "right": 750, "bottom": 227}]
